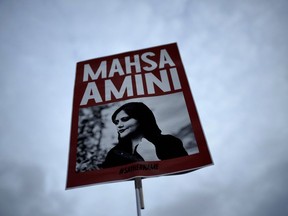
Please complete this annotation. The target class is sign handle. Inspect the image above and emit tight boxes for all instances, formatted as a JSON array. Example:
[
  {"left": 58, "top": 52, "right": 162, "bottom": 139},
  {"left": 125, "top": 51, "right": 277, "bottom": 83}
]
[{"left": 134, "top": 177, "right": 145, "bottom": 216}]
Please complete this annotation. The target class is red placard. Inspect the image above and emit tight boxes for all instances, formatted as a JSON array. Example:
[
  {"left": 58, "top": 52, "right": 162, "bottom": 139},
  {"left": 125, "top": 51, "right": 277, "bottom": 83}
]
[{"left": 66, "top": 43, "right": 213, "bottom": 189}]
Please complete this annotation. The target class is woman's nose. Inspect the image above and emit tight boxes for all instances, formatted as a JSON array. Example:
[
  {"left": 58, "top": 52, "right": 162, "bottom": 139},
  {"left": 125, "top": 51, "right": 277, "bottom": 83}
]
[{"left": 117, "top": 122, "right": 124, "bottom": 128}]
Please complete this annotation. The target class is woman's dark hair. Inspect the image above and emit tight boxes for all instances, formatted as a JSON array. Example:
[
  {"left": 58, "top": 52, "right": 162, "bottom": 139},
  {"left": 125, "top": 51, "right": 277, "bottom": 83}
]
[{"left": 112, "top": 102, "right": 161, "bottom": 139}]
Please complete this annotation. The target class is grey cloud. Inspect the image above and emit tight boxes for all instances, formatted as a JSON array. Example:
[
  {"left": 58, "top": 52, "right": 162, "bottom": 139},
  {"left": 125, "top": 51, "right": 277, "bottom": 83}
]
[
  {"left": 248, "top": 161, "right": 288, "bottom": 216},
  {"left": 0, "top": 161, "right": 76, "bottom": 216},
  {"left": 146, "top": 160, "right": 288, "bottom": 216}
]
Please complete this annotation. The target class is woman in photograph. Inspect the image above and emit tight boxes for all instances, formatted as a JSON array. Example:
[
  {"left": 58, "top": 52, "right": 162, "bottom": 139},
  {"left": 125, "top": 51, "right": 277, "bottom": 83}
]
[{"left": 101, "top": 102, "right": 188, "bottom": 168}]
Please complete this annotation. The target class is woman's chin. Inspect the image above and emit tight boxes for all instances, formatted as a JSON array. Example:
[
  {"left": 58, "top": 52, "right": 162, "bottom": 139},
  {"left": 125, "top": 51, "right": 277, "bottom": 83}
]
[{"left": 119, "top": 131, "right": 142, "bottom": 139}]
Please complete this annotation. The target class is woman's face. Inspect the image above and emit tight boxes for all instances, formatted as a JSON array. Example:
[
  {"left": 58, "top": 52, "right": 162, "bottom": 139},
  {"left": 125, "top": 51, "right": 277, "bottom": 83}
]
[{"left": 114, "top": 110, "right": 140, "bottom": 138}]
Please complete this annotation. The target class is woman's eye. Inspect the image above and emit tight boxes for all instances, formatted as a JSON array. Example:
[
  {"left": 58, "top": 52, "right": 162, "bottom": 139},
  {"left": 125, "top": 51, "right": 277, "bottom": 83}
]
[{"left": 121, "top": 117, "right": 130, "bottom": 122}]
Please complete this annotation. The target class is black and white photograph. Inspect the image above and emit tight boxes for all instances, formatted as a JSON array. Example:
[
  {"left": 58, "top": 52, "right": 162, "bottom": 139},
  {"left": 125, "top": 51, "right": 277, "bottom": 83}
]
[{"left": 76, "top": 92, "right": 198, "bottom": 172}]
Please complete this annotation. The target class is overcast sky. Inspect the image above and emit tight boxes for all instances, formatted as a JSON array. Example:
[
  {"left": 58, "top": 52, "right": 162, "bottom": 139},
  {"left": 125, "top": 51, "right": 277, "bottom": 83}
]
[{"left": 1, "top": 0, "right": 288, "bottom": 216}]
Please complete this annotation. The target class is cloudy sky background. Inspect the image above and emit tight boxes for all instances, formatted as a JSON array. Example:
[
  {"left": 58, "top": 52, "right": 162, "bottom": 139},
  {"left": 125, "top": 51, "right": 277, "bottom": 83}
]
[{"left": 1, "top": 0, "right": 287, "bottom": 215}]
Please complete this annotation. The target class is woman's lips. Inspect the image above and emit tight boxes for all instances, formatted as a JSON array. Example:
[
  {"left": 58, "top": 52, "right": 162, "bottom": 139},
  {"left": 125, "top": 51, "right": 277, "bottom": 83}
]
[{"left": 118, "top": 129, "right": 126, "bottom": 133}]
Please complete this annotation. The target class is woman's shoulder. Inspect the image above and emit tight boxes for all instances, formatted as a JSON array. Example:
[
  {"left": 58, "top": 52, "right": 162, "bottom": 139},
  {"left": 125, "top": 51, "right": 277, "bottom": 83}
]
[
  {"left": 158, "top": 134, "right": 182, "bottom": 143},
  {"left": 152, "top": 134, "right": 184, "bottom": 149},
  {"left": 153, "top": 134, "right": 188, "bottom": 159}
]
